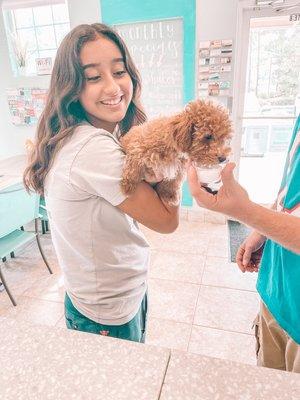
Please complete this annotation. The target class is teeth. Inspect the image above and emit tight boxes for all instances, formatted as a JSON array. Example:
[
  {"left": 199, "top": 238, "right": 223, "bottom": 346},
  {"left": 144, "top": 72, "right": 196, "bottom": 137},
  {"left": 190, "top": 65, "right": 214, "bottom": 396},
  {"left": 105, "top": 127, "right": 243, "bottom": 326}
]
[{"left": 101, "top": 97, "right": 122, "bottom": 105}]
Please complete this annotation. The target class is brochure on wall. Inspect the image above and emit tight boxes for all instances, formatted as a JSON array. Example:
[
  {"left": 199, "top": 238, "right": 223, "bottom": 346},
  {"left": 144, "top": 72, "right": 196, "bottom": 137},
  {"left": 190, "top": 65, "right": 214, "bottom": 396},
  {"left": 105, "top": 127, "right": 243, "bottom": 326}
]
[
  {"left": 198, "top": 39, "right": 233, "bottom": 100},
  {"left": 6, "top": 88, "right": 48, "bottom": 125}
]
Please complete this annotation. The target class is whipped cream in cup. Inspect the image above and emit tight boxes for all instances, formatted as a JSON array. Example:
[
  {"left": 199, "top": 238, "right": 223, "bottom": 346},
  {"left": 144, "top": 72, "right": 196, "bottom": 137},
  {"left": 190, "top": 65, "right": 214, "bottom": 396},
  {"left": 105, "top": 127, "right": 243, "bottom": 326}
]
[{"left": 193, "top": 163, "right": 226, "bottom": 194}]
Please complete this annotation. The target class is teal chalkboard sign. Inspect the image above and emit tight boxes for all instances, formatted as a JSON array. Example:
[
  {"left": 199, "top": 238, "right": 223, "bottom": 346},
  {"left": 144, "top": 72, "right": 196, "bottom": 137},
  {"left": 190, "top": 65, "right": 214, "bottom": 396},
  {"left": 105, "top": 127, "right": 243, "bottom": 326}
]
[
  {"left": 100, "top": 0, "right": 195, "bottom": 206},
  {"left": 116, "top": 19, "right": 183, "bottom": 118}
]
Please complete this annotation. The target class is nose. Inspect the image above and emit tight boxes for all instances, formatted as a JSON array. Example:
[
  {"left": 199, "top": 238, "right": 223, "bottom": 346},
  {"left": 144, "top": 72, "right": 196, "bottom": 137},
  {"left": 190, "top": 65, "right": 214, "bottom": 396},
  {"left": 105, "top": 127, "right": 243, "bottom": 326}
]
[
  {"left": 218, "top": 156, "right": 227, "bottom": 163},
  {"left": 103, "top": 76, "right": 120, "bottom": 96}
]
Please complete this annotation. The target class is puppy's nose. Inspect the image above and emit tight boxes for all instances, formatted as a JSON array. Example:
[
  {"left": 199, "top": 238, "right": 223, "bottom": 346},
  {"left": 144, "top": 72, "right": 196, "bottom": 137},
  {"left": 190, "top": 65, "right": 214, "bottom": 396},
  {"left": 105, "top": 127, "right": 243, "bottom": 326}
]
[{"left": 218, "top": 156, "right": 227, "bottom": 163}]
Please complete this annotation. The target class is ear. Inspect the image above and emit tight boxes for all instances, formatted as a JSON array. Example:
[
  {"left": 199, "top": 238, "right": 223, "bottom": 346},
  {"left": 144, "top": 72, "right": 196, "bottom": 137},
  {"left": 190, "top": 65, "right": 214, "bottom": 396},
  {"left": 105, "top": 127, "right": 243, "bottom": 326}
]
[{"left": 171, "top": 113, "right": 194, "bottom": 152}]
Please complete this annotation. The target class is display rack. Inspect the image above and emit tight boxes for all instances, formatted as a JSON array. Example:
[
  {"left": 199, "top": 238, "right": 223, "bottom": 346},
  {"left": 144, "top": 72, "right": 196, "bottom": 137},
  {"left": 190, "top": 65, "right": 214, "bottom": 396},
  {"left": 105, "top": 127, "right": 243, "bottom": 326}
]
[
  {"left": 6, "top": 88, "right": 47, "bottom": 125},
  {"left": 197, "top": 39, "right": 233, "bottom": 109}
]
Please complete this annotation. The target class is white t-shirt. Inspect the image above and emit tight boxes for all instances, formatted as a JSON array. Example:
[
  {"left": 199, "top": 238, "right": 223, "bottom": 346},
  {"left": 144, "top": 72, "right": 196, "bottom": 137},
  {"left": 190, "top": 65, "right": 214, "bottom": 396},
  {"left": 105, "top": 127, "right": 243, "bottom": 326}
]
[{"left": 44, "top": 124, "right": 150, "bottom": 325}]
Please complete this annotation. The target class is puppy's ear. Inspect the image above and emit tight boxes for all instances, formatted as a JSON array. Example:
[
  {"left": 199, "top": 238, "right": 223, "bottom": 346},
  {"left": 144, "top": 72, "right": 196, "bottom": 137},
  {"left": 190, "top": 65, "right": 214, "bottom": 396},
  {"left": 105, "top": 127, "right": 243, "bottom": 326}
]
[{"left": 171, "top": 113, "right": 194, "bottom": 152}]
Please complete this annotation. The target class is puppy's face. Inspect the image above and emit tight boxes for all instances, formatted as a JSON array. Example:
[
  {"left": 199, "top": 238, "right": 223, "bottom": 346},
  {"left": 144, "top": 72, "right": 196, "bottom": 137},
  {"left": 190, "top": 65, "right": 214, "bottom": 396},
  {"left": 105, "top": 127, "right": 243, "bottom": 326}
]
[{"left": 186, "top": 101, "right": 232, "bottom": 166}]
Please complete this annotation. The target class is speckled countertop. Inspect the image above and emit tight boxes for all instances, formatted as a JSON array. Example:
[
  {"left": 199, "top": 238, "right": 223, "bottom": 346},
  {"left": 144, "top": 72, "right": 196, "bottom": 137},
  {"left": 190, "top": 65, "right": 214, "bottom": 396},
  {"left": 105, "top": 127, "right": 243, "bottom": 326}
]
[
  {"left": 0, "top": 317, "right": 300, "bottom": 400},
  {"left": 0, "top": 318, "right": 170, "bottom": 400},
  {"left": 160, "top": 351, "right": 300, "bottom": 400}
]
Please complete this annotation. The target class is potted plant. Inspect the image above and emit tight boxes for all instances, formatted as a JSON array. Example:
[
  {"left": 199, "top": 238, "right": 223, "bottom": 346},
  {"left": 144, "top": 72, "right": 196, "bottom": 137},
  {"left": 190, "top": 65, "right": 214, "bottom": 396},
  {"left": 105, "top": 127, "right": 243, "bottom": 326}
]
[{"left": 10, "top": 32, "right": 28, "bottom": 75}]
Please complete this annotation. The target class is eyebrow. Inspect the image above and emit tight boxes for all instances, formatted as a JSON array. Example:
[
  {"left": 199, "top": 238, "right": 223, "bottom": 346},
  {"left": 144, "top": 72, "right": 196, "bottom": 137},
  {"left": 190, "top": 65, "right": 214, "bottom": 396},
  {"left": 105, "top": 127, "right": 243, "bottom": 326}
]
[{"left": 82, "top": 58, "right": 125, "bottom": 70}]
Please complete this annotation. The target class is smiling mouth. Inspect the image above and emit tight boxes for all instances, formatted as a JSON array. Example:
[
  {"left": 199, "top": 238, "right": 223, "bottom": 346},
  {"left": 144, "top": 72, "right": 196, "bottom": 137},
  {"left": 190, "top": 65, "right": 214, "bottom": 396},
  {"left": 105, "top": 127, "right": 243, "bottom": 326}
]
[{"left": 100, "top": 96, "right": 123, "bottom": 106}]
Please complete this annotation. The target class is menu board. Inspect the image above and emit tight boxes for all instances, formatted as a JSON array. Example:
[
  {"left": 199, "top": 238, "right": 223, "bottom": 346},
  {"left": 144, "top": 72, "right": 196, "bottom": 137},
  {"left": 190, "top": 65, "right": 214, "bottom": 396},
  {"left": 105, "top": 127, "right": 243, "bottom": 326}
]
[
  {"left": 6, "top": 88, "right": 48, "bottom": 125},
  {"left": 115, "top": 19, "right": 183, "bottom": 118}
]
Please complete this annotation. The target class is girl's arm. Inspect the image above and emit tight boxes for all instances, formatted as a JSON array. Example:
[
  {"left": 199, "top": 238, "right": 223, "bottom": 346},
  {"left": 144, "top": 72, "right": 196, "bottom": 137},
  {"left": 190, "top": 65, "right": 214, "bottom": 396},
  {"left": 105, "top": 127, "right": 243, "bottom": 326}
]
[{"left": 117, "top": 181, "right": 180, "bottom": 234}]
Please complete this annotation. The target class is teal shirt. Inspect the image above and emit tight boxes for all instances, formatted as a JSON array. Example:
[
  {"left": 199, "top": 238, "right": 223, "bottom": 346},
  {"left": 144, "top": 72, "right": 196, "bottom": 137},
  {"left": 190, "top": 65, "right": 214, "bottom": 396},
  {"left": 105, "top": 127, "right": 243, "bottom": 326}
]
[{"left": 257, "top": 115, "right": 300, "bottom": 344}]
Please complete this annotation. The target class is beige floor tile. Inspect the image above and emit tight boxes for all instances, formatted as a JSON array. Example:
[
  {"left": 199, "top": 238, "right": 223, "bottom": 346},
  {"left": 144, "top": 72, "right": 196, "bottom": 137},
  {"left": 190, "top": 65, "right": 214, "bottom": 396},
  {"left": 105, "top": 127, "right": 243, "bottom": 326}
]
[
  {"left": 207, "top": 234, "right": 229, "bottom": 258},
  {"left": 149, "top": 250, "right": 205, "bottom": 284},
  {"left": 0, "top": 291, "right": 21, "bottom": 313},
  {"left": 148, "top": 278, "right": 199, "bottom": 324},
  {"left": 187, "top": 208, "right": 205, "bottom": 222},
  {"left": 145, "top": 317, "right": 192, "bottom": 351},
  {"left": 144, "top": 221, "right": 211, "bottom": 255},
  {"left": 195, "top": 222, "right": 227, "bottom": 235},
  {"left": 0, "top": 296, "right": 64, "bottom": 327},
  {"left": 204, "top": 210, "right": 227, "bottom": 224},
  {"left": 55, "top": 315, "right": 68, "bottom": 329},
  {"left": 23, "top": 233, "right": 61, "bottom": 273},
  {"left": 188, "top": 325, "right": 256, "bottom": 365},
  {"left": 179, "top": 208, "right": 188, "bottom": 220},
  {"left": 0, "top": 258, "right": 54, "bottom": 297},
  {"left": 22, "top": 274, "right": 65, "bottom": 303},
  {"left": 202, "top": 256, "right": 257, "bottom": 291},
  {"left": 194, "top": 285, "right": 259, "bottom": 334}
]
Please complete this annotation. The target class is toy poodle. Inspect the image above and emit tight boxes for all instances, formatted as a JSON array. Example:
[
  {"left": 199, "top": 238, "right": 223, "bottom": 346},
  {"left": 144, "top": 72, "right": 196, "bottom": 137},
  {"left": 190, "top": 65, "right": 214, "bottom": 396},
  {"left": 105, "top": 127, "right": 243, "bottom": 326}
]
[{"left": 120, "top": 100, "right": 232, "bottom": 205}]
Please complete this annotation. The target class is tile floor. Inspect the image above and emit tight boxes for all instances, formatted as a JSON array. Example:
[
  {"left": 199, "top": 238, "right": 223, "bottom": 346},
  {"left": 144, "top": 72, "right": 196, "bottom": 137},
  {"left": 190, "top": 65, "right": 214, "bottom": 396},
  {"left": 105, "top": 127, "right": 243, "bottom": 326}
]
[{"left": 0, "top": 217, "right": 259, "bottom": 366}]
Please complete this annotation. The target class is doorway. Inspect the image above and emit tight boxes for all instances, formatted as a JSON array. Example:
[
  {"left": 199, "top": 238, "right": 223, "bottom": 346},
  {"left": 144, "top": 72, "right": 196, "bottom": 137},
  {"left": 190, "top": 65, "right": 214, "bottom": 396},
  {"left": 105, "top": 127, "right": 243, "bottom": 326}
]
[{"left": 235, "top": 6, "right": 300, "bottom": 204}]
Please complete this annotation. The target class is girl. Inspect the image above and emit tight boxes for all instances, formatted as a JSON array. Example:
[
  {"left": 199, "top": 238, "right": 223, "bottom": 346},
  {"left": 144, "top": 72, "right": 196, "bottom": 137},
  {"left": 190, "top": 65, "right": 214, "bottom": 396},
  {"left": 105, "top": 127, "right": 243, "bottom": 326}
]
[{"left": 24, "top": 23, "right": 180, "bottom": 343}]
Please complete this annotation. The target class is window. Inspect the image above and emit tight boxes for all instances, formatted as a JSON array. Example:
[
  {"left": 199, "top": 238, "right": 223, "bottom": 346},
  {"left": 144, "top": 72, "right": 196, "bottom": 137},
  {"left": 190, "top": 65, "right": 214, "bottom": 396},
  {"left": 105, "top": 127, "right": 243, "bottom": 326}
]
[{"left": 2, "top": 1, "right": 70, "bottom": 76}]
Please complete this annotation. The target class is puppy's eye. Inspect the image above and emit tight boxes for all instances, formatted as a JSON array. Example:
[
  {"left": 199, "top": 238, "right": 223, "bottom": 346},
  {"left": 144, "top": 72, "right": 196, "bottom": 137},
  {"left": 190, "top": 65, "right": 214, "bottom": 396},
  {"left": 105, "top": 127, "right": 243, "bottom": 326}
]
[{"left": 204, "top": 134, "right": 213, "bottom": 140}]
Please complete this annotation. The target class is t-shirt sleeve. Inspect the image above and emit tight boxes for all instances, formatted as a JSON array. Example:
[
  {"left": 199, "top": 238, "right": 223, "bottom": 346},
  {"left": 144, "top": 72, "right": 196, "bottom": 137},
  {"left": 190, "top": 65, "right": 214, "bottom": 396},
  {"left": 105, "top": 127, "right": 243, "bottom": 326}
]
[{"left": 70, "top": 134, "right": 127, "bottom": 206}]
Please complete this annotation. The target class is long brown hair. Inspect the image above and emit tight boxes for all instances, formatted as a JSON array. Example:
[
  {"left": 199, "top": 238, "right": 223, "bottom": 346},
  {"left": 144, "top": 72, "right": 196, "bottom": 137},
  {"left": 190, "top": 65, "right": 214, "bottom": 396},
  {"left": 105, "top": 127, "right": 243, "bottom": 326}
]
[{"left": 24, "top": 23, "right": 146, "bottom": 195}]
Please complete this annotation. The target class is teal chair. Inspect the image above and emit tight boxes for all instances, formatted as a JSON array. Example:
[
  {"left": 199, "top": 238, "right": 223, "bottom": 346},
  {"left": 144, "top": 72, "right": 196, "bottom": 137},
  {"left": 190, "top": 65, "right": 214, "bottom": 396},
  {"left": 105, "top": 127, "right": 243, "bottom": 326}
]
[
  {"left": 0, "top": 183, "right": 53, "bottom": 306},
  {"left": 39, "top": 196, "right": 49, "bottom": 234}
]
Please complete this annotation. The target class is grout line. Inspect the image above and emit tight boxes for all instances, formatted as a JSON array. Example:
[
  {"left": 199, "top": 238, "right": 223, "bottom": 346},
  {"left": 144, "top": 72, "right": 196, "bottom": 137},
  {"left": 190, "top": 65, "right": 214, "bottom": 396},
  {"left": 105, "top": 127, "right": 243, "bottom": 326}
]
[
  {"left": 150, "top": 248, "right": 210, "bottom": 256},
  {"left": 187, "top": 248, "right": 209, "bottom": 351},
  {"left": 199, "top": 283, "right": 257, "bottom": 293},
  {"left": 147, "top": 316, "right": 192, "bottom": 327},
  {"left": 150, "top": 249, "right": 210, "bottom": 256},
  {"left": 191, "top": 323, "right": 255, "bottom": 336},
  {"left": 148, "top": 276, "right": 203, "bottom": 285},
  {"left": 18, "top": 295, "right": 64, "bottom": 305},
  {"left": 149, "top": 277, "right": 201, "bottom": 289},
  {"left": 157, "top": 350, "right": 171, "bottom": 400}
]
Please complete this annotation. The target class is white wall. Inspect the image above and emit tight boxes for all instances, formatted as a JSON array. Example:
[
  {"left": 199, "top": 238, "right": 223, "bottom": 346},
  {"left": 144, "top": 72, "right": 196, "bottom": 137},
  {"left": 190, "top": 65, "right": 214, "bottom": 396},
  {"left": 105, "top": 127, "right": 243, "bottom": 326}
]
[
  {"left": 197, "top": 0, "right": 239, "bottom": 41},
  {"left": 67, "top": 0, "right": 101, "bottom": 28},
  {"left": 196, "top": 0, "right": 240, "bottom": 162},
  {"left": 0, "top": 0, "right": 101, "bottom": 160}
]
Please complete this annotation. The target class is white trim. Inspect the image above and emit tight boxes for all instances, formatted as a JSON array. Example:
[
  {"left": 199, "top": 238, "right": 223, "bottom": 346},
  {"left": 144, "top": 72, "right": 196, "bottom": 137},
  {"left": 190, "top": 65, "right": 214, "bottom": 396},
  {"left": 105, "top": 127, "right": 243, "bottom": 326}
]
[
  {"left": 2, "top": 0, "right": 64, "bottom": 10},
  {"left": 231, "top": 2, "right": 300, "bottom": 179},
  {"left": 231, "top": 4, "right": 251, "bottom": 177},
  {"left": 241, "top": 116, "right": 296, "bottom": 120}
]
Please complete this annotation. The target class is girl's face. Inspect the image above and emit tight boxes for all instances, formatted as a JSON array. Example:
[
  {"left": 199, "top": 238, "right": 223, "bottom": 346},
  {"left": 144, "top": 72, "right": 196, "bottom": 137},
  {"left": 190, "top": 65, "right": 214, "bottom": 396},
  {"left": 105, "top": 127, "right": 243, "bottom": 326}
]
[{"left": 79, "top": 36, "right": 133, "bottom": 133}]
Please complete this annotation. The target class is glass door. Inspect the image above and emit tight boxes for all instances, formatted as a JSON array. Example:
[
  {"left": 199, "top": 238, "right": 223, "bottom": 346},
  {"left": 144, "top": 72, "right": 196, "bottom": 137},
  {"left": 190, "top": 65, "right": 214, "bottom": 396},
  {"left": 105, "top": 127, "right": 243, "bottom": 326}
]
[{"left": 237, "top": 7, "right": 300, "bottom": 204}]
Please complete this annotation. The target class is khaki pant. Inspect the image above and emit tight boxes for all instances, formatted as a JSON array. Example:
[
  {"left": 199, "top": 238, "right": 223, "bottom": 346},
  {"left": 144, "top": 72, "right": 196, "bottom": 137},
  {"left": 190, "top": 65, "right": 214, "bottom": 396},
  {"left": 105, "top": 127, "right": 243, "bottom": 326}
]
[{"left": 253, "top": 302, "right": 300, "bottom": 373}]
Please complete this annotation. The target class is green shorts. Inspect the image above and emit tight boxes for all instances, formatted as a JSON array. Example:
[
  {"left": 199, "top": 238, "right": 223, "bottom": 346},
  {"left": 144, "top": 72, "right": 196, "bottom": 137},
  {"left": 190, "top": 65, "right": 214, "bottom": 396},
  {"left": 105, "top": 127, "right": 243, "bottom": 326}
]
[{"left": 64, "top": 292, "right": 148, "bottom": 343}]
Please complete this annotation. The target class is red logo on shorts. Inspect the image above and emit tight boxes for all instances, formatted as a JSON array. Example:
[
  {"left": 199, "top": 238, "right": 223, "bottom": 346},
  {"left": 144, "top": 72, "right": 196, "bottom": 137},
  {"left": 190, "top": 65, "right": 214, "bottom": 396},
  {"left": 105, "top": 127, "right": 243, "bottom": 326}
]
[{"left": 99, "top": 330, "right": 110, "bottom": 336}]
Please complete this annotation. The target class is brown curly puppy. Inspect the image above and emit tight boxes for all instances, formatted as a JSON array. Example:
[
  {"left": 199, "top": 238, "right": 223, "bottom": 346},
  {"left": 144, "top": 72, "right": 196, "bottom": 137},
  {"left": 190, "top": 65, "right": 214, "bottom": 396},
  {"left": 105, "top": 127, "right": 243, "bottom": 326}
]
[{"left": 120, "top": 100, "right": 232, "bottom": 205}]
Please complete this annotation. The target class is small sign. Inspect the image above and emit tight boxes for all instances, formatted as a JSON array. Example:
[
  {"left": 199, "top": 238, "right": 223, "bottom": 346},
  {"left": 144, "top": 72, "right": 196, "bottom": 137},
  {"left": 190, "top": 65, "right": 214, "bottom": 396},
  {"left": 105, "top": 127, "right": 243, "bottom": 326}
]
[
  {"left": 36, "top": 57, "right": 52, "bottom": 75},
  {"left": 290, "top": 13, "right": 300, "bottom": 22}
]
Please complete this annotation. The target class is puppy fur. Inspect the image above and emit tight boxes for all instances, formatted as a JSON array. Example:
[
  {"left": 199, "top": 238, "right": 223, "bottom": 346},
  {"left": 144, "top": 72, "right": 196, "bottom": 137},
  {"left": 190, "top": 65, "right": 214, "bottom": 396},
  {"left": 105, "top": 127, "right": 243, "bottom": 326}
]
[{"left": 120, "top": 100, "right": 232, "bottom": 205}]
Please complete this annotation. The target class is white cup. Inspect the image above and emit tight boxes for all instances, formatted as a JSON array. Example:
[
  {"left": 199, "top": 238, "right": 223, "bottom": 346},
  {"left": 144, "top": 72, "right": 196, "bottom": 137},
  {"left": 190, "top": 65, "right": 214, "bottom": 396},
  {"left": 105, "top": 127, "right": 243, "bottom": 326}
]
[
  {"left": 194, "top": 164, "right": 222, "bottom": 184},
  {"left": 193, "top": 164, "right": 223, "bottom": 194}
]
